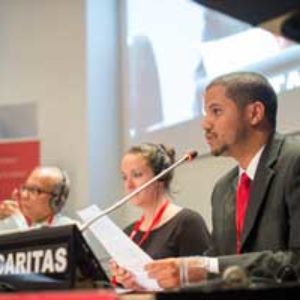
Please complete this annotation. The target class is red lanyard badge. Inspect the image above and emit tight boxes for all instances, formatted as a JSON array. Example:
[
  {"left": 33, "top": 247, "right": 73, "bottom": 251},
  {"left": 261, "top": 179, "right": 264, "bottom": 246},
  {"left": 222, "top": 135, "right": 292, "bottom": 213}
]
[{"left": 130, "top": 200, "right": 170, "bottom": 246}]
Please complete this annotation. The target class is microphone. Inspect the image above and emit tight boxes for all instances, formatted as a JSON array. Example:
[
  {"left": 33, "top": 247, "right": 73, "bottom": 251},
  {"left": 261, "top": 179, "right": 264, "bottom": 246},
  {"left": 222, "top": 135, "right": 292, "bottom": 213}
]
[
  {"left": 80, "top": 150, "right": 198, "bottom": 232},
  {"left": 222, "top": 265, "right": 250, "bottom": 288},
  {"left": 181, "top": 265, "right": 249, "bottom": 292}
]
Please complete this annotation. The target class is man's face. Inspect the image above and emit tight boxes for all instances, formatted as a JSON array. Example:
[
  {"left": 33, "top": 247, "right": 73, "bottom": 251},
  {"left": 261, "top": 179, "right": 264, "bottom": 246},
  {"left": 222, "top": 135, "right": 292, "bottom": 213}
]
[
  {"left": 19, "top": 169, "right": 54, "bottom": 222},
  {"left": 201, "top": 85, "right": 248, "bottom": 157}
]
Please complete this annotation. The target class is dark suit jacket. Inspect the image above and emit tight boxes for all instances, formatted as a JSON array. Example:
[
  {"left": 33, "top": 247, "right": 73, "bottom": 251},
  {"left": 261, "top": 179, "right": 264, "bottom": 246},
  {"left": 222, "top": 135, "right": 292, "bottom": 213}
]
[{"left": 208, "top": 133, "right": 300, "bottom": 280}]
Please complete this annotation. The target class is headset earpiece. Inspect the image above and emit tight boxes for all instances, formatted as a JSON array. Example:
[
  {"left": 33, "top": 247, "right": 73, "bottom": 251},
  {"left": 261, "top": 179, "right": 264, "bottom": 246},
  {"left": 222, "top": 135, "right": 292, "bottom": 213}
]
[
  {"left": 152, "top": 144, "right": 171, "bottom": 182},
  {"left": 50, "top": 170, "right": 70, "bottom": 214}
]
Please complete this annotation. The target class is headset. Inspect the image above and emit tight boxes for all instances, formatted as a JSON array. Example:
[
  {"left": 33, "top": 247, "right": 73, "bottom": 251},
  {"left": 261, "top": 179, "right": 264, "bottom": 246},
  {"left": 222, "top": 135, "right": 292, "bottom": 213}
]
[
  {"left": 49, "top": 170, "right": 70, "bottom": 214},
  {"left": 144, "top": 143, "right": 173, "bottom": 183}
]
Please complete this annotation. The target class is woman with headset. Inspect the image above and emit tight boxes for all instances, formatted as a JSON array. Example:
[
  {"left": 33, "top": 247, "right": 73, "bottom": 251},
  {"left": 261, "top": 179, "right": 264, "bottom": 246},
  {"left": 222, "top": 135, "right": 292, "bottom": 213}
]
[{"left": 110, "top": 143, "right": 210, "bottom": 289}]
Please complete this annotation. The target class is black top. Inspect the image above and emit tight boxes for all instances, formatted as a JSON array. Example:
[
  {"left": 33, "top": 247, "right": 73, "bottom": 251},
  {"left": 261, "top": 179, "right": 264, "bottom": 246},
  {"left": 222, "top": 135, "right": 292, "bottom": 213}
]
[{"left": 124, "top": 208, "right": 210, "bottom": 259}]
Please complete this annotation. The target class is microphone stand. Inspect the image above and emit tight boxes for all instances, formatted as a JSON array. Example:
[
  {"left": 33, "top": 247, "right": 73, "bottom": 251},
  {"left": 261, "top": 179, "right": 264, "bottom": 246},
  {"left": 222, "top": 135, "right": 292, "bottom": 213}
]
[{"left": 80, "top": 151, "right": 197, "bottom": 232}]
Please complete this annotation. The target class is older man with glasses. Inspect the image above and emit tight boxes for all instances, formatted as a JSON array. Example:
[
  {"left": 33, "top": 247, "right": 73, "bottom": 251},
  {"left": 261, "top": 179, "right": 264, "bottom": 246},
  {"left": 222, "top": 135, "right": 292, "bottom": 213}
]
[{"left": 0, "top": 166, "right": 76, "bottom": 231}]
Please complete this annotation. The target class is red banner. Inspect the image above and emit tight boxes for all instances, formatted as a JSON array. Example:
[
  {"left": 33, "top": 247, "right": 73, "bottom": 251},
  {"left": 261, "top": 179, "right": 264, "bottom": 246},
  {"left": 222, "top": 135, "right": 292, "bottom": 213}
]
[{"left": 0, "top": 139, "right": 40, "bottom": 201}]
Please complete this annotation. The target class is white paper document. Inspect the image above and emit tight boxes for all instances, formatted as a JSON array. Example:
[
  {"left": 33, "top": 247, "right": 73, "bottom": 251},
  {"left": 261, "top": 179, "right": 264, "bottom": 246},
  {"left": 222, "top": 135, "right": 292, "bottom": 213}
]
[{"left": 77, "top": 205, "right": 161, "bottom": 291}]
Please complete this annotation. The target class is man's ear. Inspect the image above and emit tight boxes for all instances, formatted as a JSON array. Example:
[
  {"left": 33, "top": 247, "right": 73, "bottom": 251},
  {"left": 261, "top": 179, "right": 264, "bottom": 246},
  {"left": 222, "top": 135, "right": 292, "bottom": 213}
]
[{"left": 247, "top": 101, "right": 265, "bottom": 126}]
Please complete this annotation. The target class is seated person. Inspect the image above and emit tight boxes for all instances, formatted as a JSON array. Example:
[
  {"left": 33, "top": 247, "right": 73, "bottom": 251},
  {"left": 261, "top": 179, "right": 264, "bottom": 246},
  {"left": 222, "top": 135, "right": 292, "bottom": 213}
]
[
  {"left": 143, "top": 71, "right": 300, "bottom": 289},
  {"left": 110, "top": 143, "right": 210, "bottom": 289},
  {"left": 0, "top": 166, "right": 75, "bottom": 230}
]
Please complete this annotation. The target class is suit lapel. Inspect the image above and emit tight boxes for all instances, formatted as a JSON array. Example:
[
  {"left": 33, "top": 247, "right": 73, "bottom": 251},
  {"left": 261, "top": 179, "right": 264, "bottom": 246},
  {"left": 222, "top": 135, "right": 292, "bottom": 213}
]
[
  {"left": 240, "top": 134, "right": 284, "bottom": 249},
  {"left": 221, "top": 168, "right": 239, "bottom": 254}
]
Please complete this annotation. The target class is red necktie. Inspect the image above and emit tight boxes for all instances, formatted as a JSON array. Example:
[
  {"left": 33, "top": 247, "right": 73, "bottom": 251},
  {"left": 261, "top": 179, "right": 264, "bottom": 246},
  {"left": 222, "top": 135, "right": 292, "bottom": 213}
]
[{"left": 236, "top": 172, "right": 251, "bottom": 254}]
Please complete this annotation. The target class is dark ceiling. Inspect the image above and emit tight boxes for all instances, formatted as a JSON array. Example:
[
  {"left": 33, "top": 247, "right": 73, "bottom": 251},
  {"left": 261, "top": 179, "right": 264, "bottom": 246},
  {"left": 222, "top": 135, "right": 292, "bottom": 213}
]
[{"left": 193, "top": 0, "right": 300, "bottom": 25}]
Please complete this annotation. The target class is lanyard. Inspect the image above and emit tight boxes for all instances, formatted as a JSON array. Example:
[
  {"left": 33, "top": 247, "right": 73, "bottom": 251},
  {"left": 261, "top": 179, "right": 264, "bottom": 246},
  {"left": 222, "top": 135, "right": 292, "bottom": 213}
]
[{"left": 129, "top": 200, "right": 170, "bottom": 246}]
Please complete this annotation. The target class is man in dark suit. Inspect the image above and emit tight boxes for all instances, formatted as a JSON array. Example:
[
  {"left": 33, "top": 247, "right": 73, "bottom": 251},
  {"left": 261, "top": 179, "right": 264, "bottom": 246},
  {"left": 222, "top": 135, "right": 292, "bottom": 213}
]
[{"left": 145, "top": 71, "right": 300, "bottom": 289}]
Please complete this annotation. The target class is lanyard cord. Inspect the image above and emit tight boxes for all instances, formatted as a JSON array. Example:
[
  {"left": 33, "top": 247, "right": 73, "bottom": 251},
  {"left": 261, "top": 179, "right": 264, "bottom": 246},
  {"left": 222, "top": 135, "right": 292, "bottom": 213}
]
[{"left": 129, "top": 200, "right": 170, "bottom": 246}]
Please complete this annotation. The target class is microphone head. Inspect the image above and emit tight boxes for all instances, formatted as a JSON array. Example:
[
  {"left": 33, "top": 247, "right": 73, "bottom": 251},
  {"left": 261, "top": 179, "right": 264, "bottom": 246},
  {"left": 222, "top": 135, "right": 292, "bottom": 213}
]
[
  {"left": 185, "top": 150, "right": 198, "bottom": 161},
  {"left": 222, "top": 265, "right": 249, "bottom": 288}
]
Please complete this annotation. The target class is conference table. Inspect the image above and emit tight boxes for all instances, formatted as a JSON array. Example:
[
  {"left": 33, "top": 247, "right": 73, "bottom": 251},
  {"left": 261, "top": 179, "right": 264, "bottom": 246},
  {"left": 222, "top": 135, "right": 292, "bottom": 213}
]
[
  {"left": 0, "top": 282, "right": 300, "bottom": 300},
  {"left": 1, "top": 225, "right": 300, "bottom": 299}
]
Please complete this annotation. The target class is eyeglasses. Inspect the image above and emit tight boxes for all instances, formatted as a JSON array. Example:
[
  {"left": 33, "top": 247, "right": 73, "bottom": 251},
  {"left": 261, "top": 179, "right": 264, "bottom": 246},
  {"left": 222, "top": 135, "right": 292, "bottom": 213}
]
[{"left": 20, "top": 185, "right": 55, "bottom": 197}]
